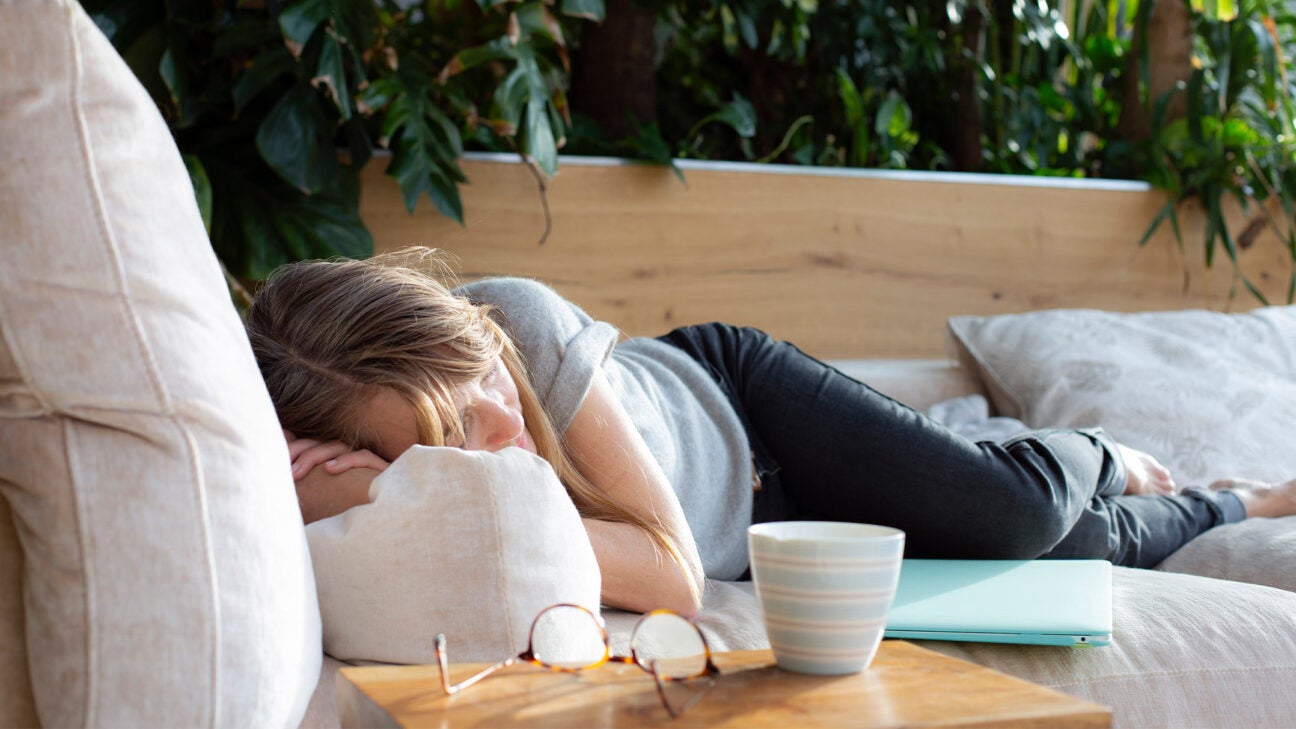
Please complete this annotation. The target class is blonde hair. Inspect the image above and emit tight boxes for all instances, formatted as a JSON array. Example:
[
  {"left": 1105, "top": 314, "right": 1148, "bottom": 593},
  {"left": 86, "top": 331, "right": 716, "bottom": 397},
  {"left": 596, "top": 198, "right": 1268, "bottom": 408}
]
[{"left": 246, "top": 247, "right": 690, "bottom": 582}]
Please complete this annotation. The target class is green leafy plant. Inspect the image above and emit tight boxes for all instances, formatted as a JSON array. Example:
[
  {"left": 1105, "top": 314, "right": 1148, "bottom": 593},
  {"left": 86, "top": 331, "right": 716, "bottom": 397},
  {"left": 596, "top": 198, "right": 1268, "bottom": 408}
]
[
  {"left": 1138, "top": 0, "right": 1296, "bottom": 302},
  {"left": 84, "top": 0, "right": 602, "bottom": 280},
  {"left": 595, "top": 0, "right": 1294, "bottom": 302}
]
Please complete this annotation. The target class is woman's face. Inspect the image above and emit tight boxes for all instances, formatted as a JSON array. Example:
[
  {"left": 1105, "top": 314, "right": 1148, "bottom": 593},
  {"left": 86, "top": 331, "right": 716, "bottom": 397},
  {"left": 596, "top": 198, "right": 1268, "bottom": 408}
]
[{"left": 360, "top": 355, "right": 537, "bottom": 462}]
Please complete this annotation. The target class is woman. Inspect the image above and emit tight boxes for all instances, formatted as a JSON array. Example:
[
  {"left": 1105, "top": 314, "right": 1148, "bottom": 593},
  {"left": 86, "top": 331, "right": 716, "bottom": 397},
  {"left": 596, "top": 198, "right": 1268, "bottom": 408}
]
[{"left": 246, "top": 248, "right": 1296, "bottom": 617}]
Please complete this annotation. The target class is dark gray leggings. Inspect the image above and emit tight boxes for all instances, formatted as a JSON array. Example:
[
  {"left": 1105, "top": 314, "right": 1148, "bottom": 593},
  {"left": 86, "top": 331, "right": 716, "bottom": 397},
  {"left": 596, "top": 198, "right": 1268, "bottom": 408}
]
[{"left": 658, "top": 323, "right": 1245, "bottom": 568}]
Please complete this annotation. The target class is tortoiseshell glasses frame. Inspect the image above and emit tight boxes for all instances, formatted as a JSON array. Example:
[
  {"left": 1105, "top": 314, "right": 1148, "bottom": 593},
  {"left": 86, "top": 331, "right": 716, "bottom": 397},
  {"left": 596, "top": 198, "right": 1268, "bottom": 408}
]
[{"left": 435, "top": 603, "right": 720, "bottom": 718}]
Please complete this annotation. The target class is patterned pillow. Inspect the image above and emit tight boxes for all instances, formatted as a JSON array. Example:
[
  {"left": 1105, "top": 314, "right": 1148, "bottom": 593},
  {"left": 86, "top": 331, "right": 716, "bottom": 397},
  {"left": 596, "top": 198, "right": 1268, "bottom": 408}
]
[{"left": 947, "top": 307, "right": 1296, "bottom": 485}]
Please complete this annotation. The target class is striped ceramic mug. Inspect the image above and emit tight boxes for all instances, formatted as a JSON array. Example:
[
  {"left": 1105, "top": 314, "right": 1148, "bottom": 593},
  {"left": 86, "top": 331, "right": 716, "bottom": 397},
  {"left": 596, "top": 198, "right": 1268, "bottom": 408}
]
[{"left": 747, "top": 522, "right": 905, "bottom": 675}]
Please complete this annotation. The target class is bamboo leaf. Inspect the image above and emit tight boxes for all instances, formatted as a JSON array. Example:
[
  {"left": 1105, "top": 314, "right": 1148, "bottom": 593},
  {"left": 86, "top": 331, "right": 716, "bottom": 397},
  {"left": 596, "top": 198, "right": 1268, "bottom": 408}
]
[
  {"left": 1241, "top": 274, "right": 1269, "bottom": 305},
  {"left": 1139, "top": 198, "right": 1177, "bottom": 246}
]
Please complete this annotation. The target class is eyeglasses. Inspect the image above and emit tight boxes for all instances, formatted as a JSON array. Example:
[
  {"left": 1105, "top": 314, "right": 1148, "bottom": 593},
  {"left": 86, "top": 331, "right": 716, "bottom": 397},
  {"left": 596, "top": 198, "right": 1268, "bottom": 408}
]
[{"left": 435, "top": 603, "right": 720, "bottom": 718}]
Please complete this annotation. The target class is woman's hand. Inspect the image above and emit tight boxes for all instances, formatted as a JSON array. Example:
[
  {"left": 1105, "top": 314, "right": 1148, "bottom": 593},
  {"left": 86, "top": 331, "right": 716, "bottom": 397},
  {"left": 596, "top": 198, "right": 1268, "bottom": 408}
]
[
  {"left": 285, "top": 429, "right": 390, "bottom": 481},
  {"left": 1117, "top": 443, "right": 1178, "bottom": 495},
  {"left": 284, "top": 430, "right": 389, "bottom": 524}
]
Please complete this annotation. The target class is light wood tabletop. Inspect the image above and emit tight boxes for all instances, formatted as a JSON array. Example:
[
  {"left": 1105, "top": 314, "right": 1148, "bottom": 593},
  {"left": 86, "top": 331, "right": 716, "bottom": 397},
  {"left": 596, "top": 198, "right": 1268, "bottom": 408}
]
[{"left": 337, "top": 640, "right": 1110, "bottom": 728}]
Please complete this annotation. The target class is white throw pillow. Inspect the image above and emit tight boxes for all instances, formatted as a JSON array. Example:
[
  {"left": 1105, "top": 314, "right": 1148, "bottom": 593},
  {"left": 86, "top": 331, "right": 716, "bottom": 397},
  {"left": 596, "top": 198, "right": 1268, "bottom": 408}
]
[
  {"left": 947, "top": 307, "right": 1296, "bottom": 485},
  {"left": 307, "top": 446, "right": 602, "bottom": 664},
  {"left": 0, "top": 2, "right": 320, "bottom": 726}
]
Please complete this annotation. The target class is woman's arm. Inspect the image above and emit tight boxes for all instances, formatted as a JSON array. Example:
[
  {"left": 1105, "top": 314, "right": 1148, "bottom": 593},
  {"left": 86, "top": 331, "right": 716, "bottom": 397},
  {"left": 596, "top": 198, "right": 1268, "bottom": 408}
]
[
  {"left": 564, "top": 373, "right": 707, "bottom": 617},
  {"left": 284, "top": 431, "right": 389, "bottom": 524}
]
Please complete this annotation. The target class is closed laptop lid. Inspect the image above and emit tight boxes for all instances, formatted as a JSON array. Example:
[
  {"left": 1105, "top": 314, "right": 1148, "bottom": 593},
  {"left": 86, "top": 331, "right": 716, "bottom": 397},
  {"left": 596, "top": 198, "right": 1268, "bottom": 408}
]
[{"left": 883, "top": 559, "right": 1112, "bottom": 647}]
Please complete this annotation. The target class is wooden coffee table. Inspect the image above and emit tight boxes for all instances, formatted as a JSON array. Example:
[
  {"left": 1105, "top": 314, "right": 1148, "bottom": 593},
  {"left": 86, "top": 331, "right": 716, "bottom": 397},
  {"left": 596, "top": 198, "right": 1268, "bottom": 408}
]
[{"left": 336, "top": 640, "right": 1110, "bottom": 728}]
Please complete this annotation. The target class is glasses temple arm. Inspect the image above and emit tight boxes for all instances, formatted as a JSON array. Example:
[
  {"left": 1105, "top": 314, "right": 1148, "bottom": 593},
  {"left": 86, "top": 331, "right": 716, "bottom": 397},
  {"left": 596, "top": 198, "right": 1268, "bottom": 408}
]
[{"left": 435, "top": 634, "right": 521, "bottom": 695}]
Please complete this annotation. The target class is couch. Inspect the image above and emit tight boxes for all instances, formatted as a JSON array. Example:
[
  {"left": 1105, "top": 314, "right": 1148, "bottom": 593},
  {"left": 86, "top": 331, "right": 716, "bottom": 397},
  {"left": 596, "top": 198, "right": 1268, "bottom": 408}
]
[{"left": 4, "top": 3, "right": 1294, "bottom": 728}]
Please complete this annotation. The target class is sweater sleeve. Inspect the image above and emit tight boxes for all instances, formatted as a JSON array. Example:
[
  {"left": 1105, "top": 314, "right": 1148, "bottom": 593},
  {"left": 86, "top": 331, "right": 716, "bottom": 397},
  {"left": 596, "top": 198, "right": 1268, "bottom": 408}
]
[{"left": 456, "top": 277, "right": 619, "bottom": 433}]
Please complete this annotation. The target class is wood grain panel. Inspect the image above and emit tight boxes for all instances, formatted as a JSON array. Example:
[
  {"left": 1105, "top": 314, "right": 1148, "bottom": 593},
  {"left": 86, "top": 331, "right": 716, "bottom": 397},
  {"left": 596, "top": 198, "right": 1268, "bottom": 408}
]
[
  {"left": 359, "top": 156, "right": 1291, "bottom": 358},
  {"left": 338, "top": 642, "right": 1110, "bottom": 728}
]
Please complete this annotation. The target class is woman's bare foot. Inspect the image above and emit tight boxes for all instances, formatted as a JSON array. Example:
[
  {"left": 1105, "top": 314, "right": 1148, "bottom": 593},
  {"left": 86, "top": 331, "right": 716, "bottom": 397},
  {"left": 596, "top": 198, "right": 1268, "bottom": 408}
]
[
  {"left": 1118, "top": 444, "right": 1178, "bottom": 495},
  {"left": 1209, "top": 477, "right": 1296, "bottom": 518}
]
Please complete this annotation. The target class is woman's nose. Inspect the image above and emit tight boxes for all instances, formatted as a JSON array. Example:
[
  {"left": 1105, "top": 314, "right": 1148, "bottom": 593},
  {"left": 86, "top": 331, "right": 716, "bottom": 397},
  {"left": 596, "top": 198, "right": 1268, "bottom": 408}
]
[{"left": 468, "top": 400, "right": 524, "bottom": 451}]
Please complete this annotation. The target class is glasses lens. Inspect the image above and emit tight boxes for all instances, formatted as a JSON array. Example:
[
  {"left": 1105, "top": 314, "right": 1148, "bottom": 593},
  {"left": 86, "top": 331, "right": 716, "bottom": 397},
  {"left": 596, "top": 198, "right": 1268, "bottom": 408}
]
[
  {"left": 530, "top": 605, "right": 607, "bottom": 669},
  {"left": 631, "top": 612, "right": 708, "bottom": 679}
]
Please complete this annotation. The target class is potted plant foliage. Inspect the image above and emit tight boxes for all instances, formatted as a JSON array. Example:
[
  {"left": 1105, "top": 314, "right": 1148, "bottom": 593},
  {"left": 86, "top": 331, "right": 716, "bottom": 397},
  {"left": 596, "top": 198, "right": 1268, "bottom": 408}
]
[{"left": 87, "top": 0, "right": 1295, "bottom": 302}]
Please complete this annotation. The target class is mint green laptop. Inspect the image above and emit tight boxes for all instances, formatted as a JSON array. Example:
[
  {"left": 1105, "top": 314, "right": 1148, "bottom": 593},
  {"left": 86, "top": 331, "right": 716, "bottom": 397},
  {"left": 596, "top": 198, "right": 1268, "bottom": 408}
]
[{"left": 882, "top": 559, "right": 1112, "bottom": 647}]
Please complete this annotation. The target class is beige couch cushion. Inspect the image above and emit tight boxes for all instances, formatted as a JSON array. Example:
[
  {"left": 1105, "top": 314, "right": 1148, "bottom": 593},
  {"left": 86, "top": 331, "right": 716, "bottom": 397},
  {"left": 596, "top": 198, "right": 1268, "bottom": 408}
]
[
  {"left": 0, "top": 496, "right": 35, "bottom": 728},
  {"left": 921, "top": 568, "right": 1296, "bottom": 728},
  {"left": 0, "top": 1, "right": 320, "bottom": 725},
  {"left": 307, "top": 446, "right": 602, "bottom": 664}
]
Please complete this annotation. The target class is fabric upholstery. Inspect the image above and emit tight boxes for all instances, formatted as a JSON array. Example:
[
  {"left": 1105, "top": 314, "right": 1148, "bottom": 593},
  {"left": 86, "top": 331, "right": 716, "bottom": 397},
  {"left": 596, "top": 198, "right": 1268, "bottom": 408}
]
[
  {"left": 829, "top": 358, "right": 986, "bottom": 411},
  {"left": 0, "top": 496, "right": 36, "bottom": 728},
  {"left": 1156, "top": 516, "right": 1296, "bottom": 593},
  {"left": 0, "top": 1, "right": 321, "bottom": 726},
  {"left": 921, "top": 568, "right": 1296, "bottom": 728},
  {"left": 946, "top": 306, "right": 1296, "bottom": 484},
  {"left": 306, "top": 446, "right": 602, "bottom": 665},
  {"left": 605, "top": 569, "right": 1296, "bottom": 729},
  {"left": 946, "top": 307, "right": 1296, "bottom": 592}
]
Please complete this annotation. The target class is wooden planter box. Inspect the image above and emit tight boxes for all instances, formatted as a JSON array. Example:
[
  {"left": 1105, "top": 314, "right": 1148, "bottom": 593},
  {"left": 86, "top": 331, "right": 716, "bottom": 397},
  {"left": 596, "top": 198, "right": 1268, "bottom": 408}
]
[{"left": 358, "top": 154, "right": 1291, "bottom": 359}]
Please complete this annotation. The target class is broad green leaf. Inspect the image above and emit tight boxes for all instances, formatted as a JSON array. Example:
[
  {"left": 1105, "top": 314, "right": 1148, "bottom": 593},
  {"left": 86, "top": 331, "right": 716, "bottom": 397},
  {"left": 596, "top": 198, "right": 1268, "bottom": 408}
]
[
  {"left": 713, "top": 94, "right": 757, "bottom": 138},
  {"left": 379, "top": 79, "right": 468, "bottom": 220},
  {"left": 279, "top": 0, "right": 330, "bottom": 52},
  {"left": 183, "top": 154, "right": 213, "bottom": 235},
  {"left": 876, "top": 92, "right": 912, "bottom": 138},
  {"left": 205, "top": 148, "right": 372, "bottom": 280},
  {"left": 444, "top": 38, "right": 517, "bottom": 79},
  {"left": 621, "top": 118, "right": 686, "bottom": 184},
  {"left": 492, "top": 67, "right": 530, "bottom": 128},
  {"left": 514, "top": 50, "right": 563, "bottom": 175},
  {"left": 314, "top": 30, "right": 352, "bottom": 120},
  {"left": 514, "top": 2, "right": 563, "bottom": 44},
  {"left": 158, "top": 48, "right": 192, "bottom": 126},
  {"left": 524, "top": 98, "right": 559, "bottom": 177},
  {"left": 256, "top": 83, "right": 339, "bottom": 193},
  {"left": 560, "top": 0, "right": 605, "bottom": 21},
  {"left": 233, "top": 47, "right": 296, "bottom": 114},
  {"left": 356, "top": 77, "right": 401, "bottom": 114}
]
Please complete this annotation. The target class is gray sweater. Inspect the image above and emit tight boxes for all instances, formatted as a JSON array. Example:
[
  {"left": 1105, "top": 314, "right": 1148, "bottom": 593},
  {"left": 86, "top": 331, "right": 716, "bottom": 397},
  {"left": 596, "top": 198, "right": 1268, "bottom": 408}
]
[{"left": 460, "top": 278, "right": 754, "bottom": 580}]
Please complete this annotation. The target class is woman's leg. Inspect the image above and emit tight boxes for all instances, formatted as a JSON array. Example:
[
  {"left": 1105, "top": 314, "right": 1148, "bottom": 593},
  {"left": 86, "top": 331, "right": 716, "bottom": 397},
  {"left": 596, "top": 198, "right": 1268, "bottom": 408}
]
[{"left": 659, "top": 323, "right": 1242, "bottom": 567}]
